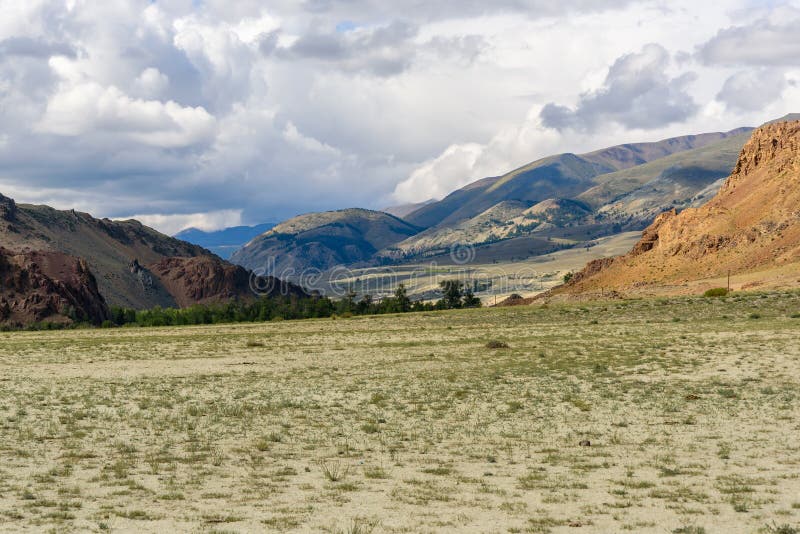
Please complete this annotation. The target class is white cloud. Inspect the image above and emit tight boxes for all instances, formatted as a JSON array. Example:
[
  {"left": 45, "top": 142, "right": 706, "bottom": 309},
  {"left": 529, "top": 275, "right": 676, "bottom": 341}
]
[
  {"left": 698, "top": 15, "right": 800, "bottom": 67},
  {"left": 122, "top": 209, "right": 244, "bottom": 235},
  {"left": 283, "top": 121, "right": 341, "bottom": 155},
  {"left": 393, "top": 143, "right": 484, "bottom": 202},
  {"left": 134, "top": 67, "right": 169, "bottom": 97},
  {"left": 0, "top": 0, "right": 797, "bottom": 229},
  {"left": 717, "top": 69, "right": 788, "bottom": 112},
  {"left": 37, "top": 81, "right": 216, "bottom": 148},
  {"left": 541, "top": 44, "right": 699, "bottom": 132}
]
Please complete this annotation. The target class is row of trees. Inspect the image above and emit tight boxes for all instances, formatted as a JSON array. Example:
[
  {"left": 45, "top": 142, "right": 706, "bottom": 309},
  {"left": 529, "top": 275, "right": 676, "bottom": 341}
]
[{"left": 109, "top": 280, "right": 481, "bottom": 328}]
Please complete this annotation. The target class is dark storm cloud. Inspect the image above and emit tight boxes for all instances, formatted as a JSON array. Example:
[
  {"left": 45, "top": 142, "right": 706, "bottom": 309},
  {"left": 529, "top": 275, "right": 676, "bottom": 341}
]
[
  {"left": 0, "top": 36, "right": 77, "bottom": 59},
  {"left": 698, "top": 19, "right": 800, "bottom": 66},
  {"left": 540, "top": 44, "right": 699, "bottom": 132},
  {"left": 274, "top": 21, "right": 418, "bottom": 77}
]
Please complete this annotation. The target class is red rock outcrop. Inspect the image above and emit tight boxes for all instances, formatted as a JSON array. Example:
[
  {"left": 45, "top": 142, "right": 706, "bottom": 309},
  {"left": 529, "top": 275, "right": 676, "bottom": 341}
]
[
  {"left": 149, "top": 255, "right": 308, "bottom": 308},
  {"left": 0, "top": 247, "right": 110, "bottom": 326}
]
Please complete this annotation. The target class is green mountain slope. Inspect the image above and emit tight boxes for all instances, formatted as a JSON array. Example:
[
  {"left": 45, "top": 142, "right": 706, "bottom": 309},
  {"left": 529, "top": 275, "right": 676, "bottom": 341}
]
[
  {"left": 388, "top": 128, "right": 752, "bottom": 259},
  {"left": 578, "top": 130, "right": 753, "bottom": 212},
  {"left": 404, "top": 128, "right": 751, "bottom": 230},
  {"left": 230, "top": 209, "right": 422, "bottom": 274}
]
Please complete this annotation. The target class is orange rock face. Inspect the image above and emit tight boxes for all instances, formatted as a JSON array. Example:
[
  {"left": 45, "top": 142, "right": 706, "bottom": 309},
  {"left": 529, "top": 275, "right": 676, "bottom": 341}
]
[{"left": 556, "top": 120, "right": 800, "bottom": 296}]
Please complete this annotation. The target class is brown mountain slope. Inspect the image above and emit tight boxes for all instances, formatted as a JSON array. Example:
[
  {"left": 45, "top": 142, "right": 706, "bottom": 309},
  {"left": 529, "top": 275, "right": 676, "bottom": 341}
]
[
  {"left": 0, "top": 247, "right": 110, "bottom": 326},
  {"left": 554, "top": 120, "right": 800, "bottom": 297},
  {"left": 149, "top": 256, "right": 307, "bottom": 308},
  {"left": 0, "top": 193, "right": 293, "bottom": 310},
  {"left": 0, "top": 194, "right": 210, "bottom": 308}
]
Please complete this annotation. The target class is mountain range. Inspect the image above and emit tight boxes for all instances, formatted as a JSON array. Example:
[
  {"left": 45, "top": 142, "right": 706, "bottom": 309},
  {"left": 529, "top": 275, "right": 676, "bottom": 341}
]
[
  {"left": 551, "top": 119, "right": 800, "bottom": 297},
  {"left": 4, "top": 114, "right": 800, "bottom": 326},
  {"left": 0, "top": 194, "right": 304, "bottom": 326},
  {"left": 228, "top": 122, "right": 779, "bottom": 275}
]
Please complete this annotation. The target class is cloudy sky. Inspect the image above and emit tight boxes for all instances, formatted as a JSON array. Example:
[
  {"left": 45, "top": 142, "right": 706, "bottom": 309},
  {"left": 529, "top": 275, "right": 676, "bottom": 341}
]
[{"left": 1, "top": 0, "right": 799, "bottom": 234}]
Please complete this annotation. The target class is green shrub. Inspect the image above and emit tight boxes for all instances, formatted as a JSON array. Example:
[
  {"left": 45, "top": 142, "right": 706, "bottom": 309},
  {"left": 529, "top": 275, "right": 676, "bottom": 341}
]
[{"left": 703, "top": 287, "right": 729, "bottom": 298}]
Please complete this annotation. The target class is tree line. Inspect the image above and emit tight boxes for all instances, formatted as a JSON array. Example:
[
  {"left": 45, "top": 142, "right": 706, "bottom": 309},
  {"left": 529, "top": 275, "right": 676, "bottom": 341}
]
[{"left": 108, "top": 280, "right": 481, "bottom": 328}]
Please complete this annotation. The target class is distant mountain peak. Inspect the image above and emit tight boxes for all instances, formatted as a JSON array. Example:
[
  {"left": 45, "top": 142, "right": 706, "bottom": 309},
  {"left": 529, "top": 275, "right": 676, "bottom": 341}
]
[
  {"left": 230, "top": 208, "right": 421, "bottom": 274},
  {"left": 175, "top": 222, "right": 277, "bottom": 259}
]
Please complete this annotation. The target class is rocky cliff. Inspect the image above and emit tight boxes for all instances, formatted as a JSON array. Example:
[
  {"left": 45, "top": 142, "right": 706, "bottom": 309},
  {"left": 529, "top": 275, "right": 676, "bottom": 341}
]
[
  {"left": 149, "top": 256, "right": 308, "bottom": 308},
  {"left": 554, "top": 120, "right": 800, "bottom": 296},
  {"left": 0, "top": 247, "right": 110, "bottom": 326}
]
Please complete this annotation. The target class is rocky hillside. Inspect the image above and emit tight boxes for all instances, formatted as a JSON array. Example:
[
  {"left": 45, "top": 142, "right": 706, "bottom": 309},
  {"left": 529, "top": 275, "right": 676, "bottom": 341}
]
[
  {"left": 150, "top": 256, "right": 307, "bottom": 308},
  {"left": 231, "top": 209, "right": 421, "bottom": 274},
  {"left": 0, "top": 194, "right": 210, "bottom": 309},
  {"left": 0, "top": 193, "right": 298, "bottom": 310},
  {"left": 0, "top": 247, "right": 110, "bottom": 326},
  {"left": 554, "top": 120, "right": 800, "bottom": 296}
]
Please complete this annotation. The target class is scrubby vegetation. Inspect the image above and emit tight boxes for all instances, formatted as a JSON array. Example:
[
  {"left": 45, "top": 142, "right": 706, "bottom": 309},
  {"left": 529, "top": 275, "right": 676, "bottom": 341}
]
[{"left": 703, "top": 287, "right": 730, "bottom": 298}]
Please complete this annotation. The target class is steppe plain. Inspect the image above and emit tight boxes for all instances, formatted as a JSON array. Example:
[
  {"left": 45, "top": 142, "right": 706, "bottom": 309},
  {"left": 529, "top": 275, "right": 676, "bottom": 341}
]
[{"left": 1, "top": 291, "right": 799, "bottom": 533}]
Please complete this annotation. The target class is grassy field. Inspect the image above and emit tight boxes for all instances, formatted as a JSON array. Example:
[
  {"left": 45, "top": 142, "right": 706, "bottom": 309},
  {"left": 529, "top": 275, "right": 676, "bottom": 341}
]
[{"left": 1, "top": 292, "right": 800, "bottom": 533}]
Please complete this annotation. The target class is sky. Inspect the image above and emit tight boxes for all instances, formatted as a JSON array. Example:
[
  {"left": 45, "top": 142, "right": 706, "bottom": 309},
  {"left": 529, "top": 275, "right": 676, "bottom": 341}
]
[{"left": 0, "top": 0, "right": 799, "bottom": 234}]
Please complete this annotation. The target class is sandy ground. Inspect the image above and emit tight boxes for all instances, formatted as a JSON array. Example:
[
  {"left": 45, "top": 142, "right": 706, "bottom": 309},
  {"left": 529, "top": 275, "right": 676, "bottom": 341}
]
[{"left": 1, "top": 291, "right": 799, "bottom": 533}]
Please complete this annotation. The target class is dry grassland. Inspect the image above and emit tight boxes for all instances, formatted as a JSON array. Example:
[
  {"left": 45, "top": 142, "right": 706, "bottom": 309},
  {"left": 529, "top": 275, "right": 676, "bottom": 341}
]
[{"left": 1, "top": 291, "right": 800, "bottom": 533}]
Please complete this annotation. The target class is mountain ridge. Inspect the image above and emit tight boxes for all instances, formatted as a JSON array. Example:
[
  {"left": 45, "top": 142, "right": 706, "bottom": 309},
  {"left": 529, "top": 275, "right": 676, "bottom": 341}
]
[
  {"left": 403, "top": 127, "right": 753, "bottom": 230},
  {"left": 175, "top": 223, "right": 277, "bottom": 259},
  {"left": 231, "top": 208, "right": 422, "bottom": 275},
  {"left": 0, "top": 193, "right": 306, "bottom": 313},
  {"left": 228, "top": 125, "right": 760, "bottom": 274},
  {"left": 552, "top": 119, "right": 800, "bottom": 297}
]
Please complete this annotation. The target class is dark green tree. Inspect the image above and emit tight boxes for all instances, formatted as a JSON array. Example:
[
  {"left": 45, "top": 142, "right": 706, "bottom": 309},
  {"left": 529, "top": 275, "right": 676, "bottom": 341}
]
[
  {"left": 462, "top": 284, "right": 482, "bottom": 308},
  {"left": 439, "top": 280, "right": 464, "bottom": 309},
  {"left": 394, "top": 283, "right": 411, "bottom": 313}
]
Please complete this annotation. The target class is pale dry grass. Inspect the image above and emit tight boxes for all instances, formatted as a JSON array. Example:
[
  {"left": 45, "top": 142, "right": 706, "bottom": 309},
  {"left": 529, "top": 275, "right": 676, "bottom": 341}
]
[{"left": 0, "top": 291, "right": 799, "bottom": 532}]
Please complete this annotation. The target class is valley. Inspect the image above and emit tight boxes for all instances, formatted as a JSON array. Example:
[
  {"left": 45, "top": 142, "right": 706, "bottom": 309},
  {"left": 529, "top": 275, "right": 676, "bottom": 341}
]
[{"left": 3, "top": 4, "right": 799, "bottom": 533}]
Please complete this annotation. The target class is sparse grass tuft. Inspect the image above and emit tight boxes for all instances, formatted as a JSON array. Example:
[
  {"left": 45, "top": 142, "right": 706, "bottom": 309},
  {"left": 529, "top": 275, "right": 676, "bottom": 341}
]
[{"left": 319, "top": 460, "right": 349, "bottom": 482}]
